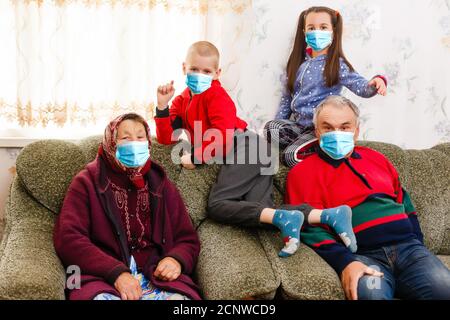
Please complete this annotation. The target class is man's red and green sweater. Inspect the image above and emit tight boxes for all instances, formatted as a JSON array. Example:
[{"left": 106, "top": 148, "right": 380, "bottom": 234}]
[{"left": 285, "top": 146, "right": 423, "bottom": 275}]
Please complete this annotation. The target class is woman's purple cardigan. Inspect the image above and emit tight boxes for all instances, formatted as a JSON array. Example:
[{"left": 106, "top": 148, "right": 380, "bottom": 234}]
[{"left": 54, "top": 156, "right": 202, "bottom": 300}]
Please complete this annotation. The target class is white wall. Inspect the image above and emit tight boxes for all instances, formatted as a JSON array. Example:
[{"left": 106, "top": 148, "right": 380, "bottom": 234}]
[
  {"left": 217, "top": 0, "right": 450, "bottom": 149},
  {"left": 0, "top": 147, "right": 21, "bottom": 221}
]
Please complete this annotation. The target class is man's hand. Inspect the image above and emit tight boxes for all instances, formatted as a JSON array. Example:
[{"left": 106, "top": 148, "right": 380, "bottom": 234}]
[
  {"left": 181, "top": 153, "right": 196, "bottom": 170},
  {"left": 153, "top": 257, "right": 182, "bottom": 282},
  {"left": 368, "top": 77, "right": 387, "bottom": 96},
  {"left": 341, "top": 261, "right": 384, "bottom": 300},
  {"left": 114, "top": 272, "right": 142, "bottom": 300},
  {"left": 157, "top": 80, "right": 175, "bottom": 110}
]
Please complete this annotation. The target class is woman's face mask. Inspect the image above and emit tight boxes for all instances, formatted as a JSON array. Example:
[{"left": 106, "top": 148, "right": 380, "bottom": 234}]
[
  {"left": 116, "top": 140, "right": 150, "bottom": 168},
  {"left": 319, "top": 131, "right": 355, "bottom": 160},
  {"left": 115, "top": 120, "right": 149, "bottom": 167}
]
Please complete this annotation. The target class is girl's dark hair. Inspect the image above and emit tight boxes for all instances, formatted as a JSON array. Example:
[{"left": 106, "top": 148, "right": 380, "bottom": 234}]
[{"left": 286, "top": 6, "right": 354, "bottom": 93}]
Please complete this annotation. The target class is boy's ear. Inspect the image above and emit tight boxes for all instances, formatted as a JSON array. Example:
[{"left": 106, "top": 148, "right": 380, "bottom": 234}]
[
  {"left": 182, "top": 62, "right": 187, "bottom": 75},
  {"left": 214, "top": 68, "right": 222, "bottom": 80}
]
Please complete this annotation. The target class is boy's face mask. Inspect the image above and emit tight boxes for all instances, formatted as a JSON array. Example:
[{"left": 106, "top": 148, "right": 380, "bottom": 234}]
[
  {"left": 115, "top": 140, "right": 150, "bottom": 168},
  {"left": 319, "top": 131, "right": 355, "bottom": 160},
  {"left": 305, "top": 30, "right": 333, "bottom": 52},
  {"left": 185, "top": 73, "right": 213, "bottom": 94}
]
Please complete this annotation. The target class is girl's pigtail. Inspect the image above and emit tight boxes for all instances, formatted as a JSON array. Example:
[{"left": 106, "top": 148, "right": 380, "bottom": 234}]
[
  {"left": 324, "top": 8, "right": 355, "bottom": 87},
  {"left": 286, "top": 11, "right": 308, "bottom": 94}
]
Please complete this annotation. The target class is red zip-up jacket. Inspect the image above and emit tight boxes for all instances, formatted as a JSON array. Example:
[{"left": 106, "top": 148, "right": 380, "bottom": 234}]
[{"left": 154, "top": 80, "right": 248, "bottom": 163}]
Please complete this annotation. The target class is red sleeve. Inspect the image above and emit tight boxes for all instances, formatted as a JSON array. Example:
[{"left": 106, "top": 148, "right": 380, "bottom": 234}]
[
  {"left": 193, "top": 89, "right": 237, "bottom": 163},
  {"left": 155, "top": 94, "right": 184, "bottom": 145},
  {"left": 285, "top": 163, "right": 326, "bottom": 209}
]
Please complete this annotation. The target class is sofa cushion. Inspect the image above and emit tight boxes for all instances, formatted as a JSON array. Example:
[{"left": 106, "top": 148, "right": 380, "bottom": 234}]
[
  {"left": 176, "top": 164, "right": 222, "bottom": 228},
  {"left": 76, "top": 135, "right": 103, "bottom": 163},
  {"left": 258, "top": 229, "right": 344, "bottom": 300},
  {"left": 401, "top": 149, "right": 449, "bottom": 254},
  {"left": 432, "top": 142, "right": 450, "bottom": 157},
  {"left": 272, "top": 164, "right": 290, "bottom": 207},
  {"left": 146, "top": 139, "right": 183, "bottom": 183},
  {"left": 431, "top": 143, "right": 450, "bottom": 255},
  {"left": 195, "top": 219, "right": 280, "bottom": 300},
  {"left": 16, "top": 140, "right": 87, "bottom": 214},
  {"left": 437, "top": 255, "right": 450, "bottom": 270}
]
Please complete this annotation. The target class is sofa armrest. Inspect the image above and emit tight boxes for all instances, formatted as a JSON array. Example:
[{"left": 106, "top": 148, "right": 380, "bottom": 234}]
[
  {"left": 0, "top": 178, "right": 66, "bottom": 300},
  {"left": 195, "top": 219, "right": 280, "bottom": 300},
  {"left": 0, "top": 218, "right": 66, "bottom": 300}
]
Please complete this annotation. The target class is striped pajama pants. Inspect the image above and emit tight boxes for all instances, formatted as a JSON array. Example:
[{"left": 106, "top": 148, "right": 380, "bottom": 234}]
[{"left": 263, "top": 119, "right": 318, "bottom": 168}]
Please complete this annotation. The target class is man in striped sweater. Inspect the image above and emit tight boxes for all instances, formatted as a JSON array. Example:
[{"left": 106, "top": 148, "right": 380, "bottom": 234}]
[{"left": 285, "top": 95, "right": 450, "bottom": 300}]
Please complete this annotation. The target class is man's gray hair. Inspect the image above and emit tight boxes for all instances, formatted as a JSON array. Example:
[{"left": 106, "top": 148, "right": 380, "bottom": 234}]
[{"left": 312, "top": 95, "right": 360, "bottom": 127}]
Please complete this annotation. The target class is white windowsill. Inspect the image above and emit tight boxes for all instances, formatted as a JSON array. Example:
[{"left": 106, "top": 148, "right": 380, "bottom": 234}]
[
  {"left": 0, "top": 137, "right": 81, "bottom": 148},
  {"left": 0, "top": 119, "right": 157, "bottom": 148}
]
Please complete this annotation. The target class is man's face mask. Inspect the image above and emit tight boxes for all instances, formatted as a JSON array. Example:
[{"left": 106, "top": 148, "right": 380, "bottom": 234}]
[
  {"left": 185, "top": 73, "right": 213, "bottom": 94},
  {"left": 115, "top": 140, "right": 150, "bottom": 168},
  {"left": 319, "top": 131, "right": 355, "bottom": 160}
]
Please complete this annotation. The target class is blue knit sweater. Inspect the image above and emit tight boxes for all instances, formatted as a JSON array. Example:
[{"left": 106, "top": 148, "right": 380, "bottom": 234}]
[{"left": 276, "top": 54, "right": 379, "bottom": 129}]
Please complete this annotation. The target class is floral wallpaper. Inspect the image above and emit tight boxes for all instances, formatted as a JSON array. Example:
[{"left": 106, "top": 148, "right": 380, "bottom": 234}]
[{"left": 219, "top": 0, "right": 450, "bottom": 149}]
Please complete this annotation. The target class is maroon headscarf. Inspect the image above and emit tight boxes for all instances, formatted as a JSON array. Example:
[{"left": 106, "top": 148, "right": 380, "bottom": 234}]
[{"left": 99, "top": 113, "right": 152, "bottom": 189}]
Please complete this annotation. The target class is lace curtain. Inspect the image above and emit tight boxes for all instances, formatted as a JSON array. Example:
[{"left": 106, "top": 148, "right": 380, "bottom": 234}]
[{"left": 0, "top": 0, "right": 251, "bottom": 133}]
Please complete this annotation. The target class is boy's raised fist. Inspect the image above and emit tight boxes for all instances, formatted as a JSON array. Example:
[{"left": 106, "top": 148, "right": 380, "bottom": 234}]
[{"left": 157, "top": 80, "right": 175, "bottom": 109}]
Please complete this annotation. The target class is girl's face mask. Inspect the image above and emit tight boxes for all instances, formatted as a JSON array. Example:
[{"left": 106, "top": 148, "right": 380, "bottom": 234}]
[{"left": 305, "top": 30, "right": 333, "bottom": 52}]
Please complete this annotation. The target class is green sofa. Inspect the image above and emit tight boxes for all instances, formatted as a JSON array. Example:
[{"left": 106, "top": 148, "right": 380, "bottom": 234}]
[{"left": 0, "top": 136, "right": 449, "bottom": 300}]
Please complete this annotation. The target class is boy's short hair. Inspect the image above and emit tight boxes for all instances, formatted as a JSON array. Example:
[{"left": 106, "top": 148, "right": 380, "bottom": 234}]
[{"left": 186, "top": 41, "right": 220, "bottom": 68}]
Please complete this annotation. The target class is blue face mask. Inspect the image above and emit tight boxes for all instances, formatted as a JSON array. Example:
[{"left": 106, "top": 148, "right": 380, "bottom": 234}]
[
  {"left": 185, "top": 73, "right": 213, "bottom": 94},
  {"left": 115, "top": 141, "right": 150, "bottom": 168},
  {"left": 319, "top": 131, "right": 355, "bottom": 160},
  {"left": 305, "top": 30, "right": 333, "bottom": 52}
]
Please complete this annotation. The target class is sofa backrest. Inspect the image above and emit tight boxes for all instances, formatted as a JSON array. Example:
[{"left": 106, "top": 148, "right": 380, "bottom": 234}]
[
  {"left": 14, "top": 137, "right": 450, "bottom": 254},
  {"left": 15, "top": 136, "right": 181, "bottom": 215},
  {"left": 15, "top": 140, "right": 87, "bottom": 214},
  {"left": 357, "top": 141, "right": 450, "bottom": 255}
]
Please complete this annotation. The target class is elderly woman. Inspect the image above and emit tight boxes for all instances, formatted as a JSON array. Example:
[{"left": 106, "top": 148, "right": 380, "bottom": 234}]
[{"left": 54, "top": 113, "right": 201, "bottom": 300}]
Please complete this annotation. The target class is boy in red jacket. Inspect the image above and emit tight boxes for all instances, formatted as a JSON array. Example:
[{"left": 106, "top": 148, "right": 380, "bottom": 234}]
[{"left": 155, "top": 41, "right": 356, "bottom": 257}]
